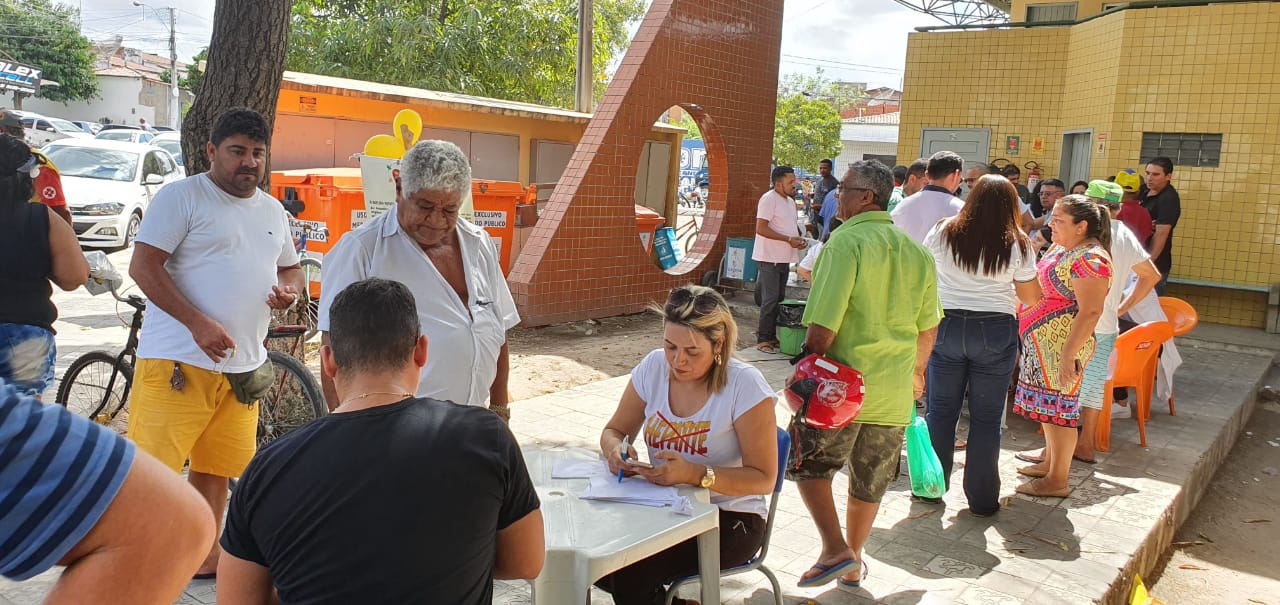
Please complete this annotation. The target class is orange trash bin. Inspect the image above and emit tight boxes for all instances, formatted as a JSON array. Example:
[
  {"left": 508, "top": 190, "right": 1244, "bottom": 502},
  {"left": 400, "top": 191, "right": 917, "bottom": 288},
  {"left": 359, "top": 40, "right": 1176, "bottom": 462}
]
[{"left": 634, "top": 205, "right": 665, "bottom": 253}]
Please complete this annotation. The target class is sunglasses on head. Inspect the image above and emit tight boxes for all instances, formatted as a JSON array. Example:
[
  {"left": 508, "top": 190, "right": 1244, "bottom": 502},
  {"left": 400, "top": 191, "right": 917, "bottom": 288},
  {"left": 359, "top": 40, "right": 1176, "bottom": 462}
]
[{"left": 669, "top": 287, "right": 719, "bottom": 311}]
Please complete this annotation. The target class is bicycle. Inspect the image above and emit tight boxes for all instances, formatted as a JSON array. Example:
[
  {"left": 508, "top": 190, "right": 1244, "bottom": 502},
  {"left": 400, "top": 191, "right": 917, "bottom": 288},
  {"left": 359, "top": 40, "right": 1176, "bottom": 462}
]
[
  {"left": 57, "top": 264, "right": 327, "bottom": 448},
  {"left": 289, "top": 218, "right": 323, "bottom": 342},
  {"left": 673, "top": 208, "right": 701, "bottom": 255}
]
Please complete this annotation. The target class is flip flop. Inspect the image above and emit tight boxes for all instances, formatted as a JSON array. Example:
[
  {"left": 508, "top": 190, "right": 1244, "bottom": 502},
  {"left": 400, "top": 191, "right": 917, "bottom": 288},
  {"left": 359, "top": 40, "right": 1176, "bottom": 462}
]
[
  {"left": 837, "top": 560, "right": 870, "bottom": 588},
  {"left": 954, "top": 439, "right": 968, "bottom": 450},
  {"left": 756, "top": 342, "right": 780, "bottom": 354},
  {"left": 1015, "top": 479, "right": 1071, "bottom": 498},
  {"left": 1073, "top": 455, "right": 1097, "bottom": 464},
  {"left": 1016, "top": 466, "right": 1047, "bottom": 478},
  {"left": 192, "top": 572, "right": 217, "bottom": 580},
  {"left": 797, "top": 558, "right": 860, "bottom": 588},
  {"left": 1015, "top": 451, "right": 1045, "bottom": 464}
]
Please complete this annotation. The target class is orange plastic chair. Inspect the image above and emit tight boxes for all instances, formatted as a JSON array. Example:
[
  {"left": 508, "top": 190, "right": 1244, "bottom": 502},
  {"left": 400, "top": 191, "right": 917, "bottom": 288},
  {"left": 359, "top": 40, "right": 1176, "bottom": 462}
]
[
  {"left": 1095, "top": 321, "right": 1174, "bottom": 451},
  {"left": 1156, "top": 296, "right": 1197, "bottom": 416}
]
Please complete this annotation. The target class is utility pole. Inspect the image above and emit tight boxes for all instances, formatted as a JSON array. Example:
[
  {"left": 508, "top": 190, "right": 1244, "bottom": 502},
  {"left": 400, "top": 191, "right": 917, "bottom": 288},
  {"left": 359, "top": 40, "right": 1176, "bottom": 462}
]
[
  {"left": 168, "top": 6, "right": 178, "bottom": 130},
  {"left": 575, "top": 0, "right": 593, "bottom": 113}
]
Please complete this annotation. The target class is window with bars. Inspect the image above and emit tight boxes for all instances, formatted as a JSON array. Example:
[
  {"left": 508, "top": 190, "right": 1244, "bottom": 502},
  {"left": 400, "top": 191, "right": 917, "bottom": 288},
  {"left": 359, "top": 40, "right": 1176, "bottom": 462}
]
[
  {"left": 1140, "top": 133, "right": 1223, "bottom": 168},
  {"left": 1026, "top": 2, "right": 1078, "bottom": 22}
]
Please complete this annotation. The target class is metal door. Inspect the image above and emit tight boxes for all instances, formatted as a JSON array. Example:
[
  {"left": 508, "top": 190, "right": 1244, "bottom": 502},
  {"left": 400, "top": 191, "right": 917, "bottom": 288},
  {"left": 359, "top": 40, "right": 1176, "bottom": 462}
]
[
  {"left": 920, "top": 128, "right": 990, "bottom": 166},
  {"left": 1060, "top": 130, "right": 1093, "bottom": 188}
]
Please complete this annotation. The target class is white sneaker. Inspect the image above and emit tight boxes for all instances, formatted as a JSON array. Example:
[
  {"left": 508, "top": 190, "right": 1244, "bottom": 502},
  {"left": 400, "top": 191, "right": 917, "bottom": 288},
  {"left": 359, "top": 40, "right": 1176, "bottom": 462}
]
[{"left": 1111, "top": 401, "right": 1132, "bottom": 419}]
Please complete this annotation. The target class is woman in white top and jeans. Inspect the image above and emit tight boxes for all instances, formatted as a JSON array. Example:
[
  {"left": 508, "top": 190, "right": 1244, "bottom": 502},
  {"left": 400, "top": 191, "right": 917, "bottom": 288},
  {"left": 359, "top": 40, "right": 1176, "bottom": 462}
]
[
  {"left": 922, "top": 175, "right": 1041, "bottom": 516},
  {"left": 596, "top": 285, "right": 778, "bottom": 605}
]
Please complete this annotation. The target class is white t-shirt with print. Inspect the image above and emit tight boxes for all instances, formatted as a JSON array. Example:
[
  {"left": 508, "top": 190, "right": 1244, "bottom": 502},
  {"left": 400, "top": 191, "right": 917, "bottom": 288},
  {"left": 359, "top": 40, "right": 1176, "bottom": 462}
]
[
  {"left": 1099, "top": 222, "right": 1151, "bottom": 335},
  {"left": 135, "top": 174, "right": 299, "bottom": 372},
  {"left": 630, "top": 349, "right": 776, "bottom": 518},
  {"left": 923, "top": 218, "right": 1037, "bottom": 315}
]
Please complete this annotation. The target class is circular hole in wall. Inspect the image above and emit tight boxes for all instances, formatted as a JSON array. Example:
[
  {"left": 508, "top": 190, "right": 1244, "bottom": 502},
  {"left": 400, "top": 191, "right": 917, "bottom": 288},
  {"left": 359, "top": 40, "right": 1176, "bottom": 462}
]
[{"left": 633, "top": 104, "right": 720, "bottom": 275}]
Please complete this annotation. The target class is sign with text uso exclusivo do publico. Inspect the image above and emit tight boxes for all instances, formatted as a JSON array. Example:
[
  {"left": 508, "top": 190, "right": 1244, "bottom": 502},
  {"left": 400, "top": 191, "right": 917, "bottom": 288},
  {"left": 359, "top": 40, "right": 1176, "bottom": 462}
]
[{"left": 0, "top": 60, "right": 41, "bottom": 95}]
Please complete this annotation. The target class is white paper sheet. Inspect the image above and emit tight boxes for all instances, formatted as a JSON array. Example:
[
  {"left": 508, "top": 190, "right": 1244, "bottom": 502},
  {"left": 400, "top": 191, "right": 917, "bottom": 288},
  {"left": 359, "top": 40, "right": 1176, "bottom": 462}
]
[
  {"left": 551, "top": 459, "right": 612, "bottom": 479},
  {"left": 579, "top": 475, "right": 679, "bottom": 508}
]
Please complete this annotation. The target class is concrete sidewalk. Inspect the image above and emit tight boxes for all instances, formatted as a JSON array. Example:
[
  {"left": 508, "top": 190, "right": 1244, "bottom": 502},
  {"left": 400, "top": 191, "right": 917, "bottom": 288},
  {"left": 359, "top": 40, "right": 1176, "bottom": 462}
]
[{"left": 1, "top": 328, "right": 1272, "bottom": 605}]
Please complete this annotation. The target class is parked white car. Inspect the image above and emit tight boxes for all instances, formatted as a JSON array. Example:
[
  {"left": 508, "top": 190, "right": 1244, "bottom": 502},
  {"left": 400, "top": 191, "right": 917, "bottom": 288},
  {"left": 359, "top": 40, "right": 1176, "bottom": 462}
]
[
  {"left": 95, "top": 128, "right": 156, "bottom": 145},
  {"left": 42, "top": 139, "right": 183, "bottom": 248},
  {"left": 151, "top": 132, "right": 184, "bottom": 168},
  {"left": 16, "top": 111, "right": 92, "bottom": 147}
]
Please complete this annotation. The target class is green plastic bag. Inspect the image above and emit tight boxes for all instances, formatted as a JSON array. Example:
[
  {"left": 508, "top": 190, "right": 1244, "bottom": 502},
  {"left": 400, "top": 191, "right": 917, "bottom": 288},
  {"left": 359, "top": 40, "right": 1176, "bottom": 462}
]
[{"left": 906, "top": 406, "right": 946, "bottom": 499}]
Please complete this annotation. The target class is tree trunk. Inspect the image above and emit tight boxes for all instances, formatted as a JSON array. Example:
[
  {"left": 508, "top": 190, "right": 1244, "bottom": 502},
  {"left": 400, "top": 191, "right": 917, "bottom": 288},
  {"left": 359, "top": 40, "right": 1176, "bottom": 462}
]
[{"left": 180, "top": 0, "right": 290, "bottom": 184}]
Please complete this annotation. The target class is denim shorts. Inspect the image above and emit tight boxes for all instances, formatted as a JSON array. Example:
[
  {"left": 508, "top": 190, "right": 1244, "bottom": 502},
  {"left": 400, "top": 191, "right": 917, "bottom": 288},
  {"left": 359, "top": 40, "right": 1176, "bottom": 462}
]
[{"left": 0, "top": 323, "right": 56, "bottom": 397}]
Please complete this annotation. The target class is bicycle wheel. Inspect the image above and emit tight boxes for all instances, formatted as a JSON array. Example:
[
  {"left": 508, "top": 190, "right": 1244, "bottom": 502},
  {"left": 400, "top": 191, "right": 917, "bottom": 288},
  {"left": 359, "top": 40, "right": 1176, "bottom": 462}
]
[
  {"left": 299, "top": 257, "right": 322, "bottom": 341},
  {"left": 57, "top": 351, "right": 132, "bottom": 435},
  {"left": 257, "top": 350, "right": 326, "bottom": 448}
]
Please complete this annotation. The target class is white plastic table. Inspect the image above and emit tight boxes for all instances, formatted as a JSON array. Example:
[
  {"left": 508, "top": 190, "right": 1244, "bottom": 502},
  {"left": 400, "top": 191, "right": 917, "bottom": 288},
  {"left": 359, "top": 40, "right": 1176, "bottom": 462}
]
[{"left": 523, "top": 446, "right": 721, "bottom": 604}]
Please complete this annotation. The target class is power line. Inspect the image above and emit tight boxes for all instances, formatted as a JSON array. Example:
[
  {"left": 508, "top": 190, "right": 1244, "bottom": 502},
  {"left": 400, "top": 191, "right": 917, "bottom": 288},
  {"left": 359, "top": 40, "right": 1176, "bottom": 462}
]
[{"left": 780, "top": 53, "right": 904, "bottom": 74}]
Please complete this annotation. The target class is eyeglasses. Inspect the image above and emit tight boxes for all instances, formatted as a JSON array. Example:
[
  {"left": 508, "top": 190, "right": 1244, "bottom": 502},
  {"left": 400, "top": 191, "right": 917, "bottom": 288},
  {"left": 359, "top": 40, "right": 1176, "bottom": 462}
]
[{"left": 669, "top": 287, "right": 720, "bottom": 313}]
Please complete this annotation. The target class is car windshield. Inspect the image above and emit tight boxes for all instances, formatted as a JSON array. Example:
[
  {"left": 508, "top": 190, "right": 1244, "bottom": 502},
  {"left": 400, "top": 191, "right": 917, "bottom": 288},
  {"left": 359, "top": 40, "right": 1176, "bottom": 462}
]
[
  {"left": 154, "top": 140, "right": 183, "bottom": 164},
  {"left": 49, "top": 118, "right": 81, "bottom": 133},
  {"left": 97, "top": 131, "right": 136, "bottom": 142},
  {"left": 44, "top": 146, "right": 139, "bottom": 182}
]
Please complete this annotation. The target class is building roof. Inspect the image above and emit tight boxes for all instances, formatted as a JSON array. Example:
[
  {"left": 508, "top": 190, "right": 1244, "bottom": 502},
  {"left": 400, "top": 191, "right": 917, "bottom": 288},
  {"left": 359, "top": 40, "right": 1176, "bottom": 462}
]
[
  {"left": 843, "top": 111, "right": 900, "bottom": 125},
  {"left": 281, "top": 71, "right": 599, "bottom": 124}
]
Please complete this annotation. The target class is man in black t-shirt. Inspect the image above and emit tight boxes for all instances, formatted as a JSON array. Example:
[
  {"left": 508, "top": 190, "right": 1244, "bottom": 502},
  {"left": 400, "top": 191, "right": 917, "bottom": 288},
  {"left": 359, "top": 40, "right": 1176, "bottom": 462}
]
[
  {"left": 809, "top": 159, "right": 839, "bottom": 238},
  {"left": 217, "top": 278, "right": 543, "bottom": 604},
  {"left": 1141, "top": 156, "right": 1181, "bottom": 294}
]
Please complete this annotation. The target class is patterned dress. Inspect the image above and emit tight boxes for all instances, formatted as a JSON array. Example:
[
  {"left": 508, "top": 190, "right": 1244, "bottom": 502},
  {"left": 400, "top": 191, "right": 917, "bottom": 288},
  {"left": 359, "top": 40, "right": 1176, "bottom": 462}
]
[{"left": 1013, "top": 243, "right": 1112, "bottom": 427}]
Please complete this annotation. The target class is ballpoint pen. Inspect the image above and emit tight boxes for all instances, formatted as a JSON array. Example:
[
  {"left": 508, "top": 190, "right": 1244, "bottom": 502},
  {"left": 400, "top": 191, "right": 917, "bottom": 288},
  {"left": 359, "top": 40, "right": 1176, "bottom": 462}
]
[{"left": 617, "top": 436, "right": 629, "bottom": 483}]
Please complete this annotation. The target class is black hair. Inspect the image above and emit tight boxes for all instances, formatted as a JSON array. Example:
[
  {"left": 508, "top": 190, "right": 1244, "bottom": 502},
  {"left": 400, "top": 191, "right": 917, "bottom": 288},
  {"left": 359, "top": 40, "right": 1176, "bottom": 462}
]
[
  {"left": 1001, "top": 164, "right": 1021, "bottom": 176},
  {"left": 819, "top": 159, "right": 833, "bottom": 167},
  {"left": 907, "top": 158, "right": 928, "bottom": 178},
  {"left": 771, "top": 165, "right": 794, "bottom": 183},
  {"left": 328, "top": 278, "right": 421, "bottom": 374},
  {"left": 1147, "top": 156, "right": 1174, "bottom": 175},
  {"left": 892, "top": 165, "right": 908, "bottom": 185},
  {"left": 926, "top": 151, "right": 964, "bottom": 180},
  {"left": 1040, "top": 179, "right": 1066, "bottom": 190},
  {"left": 0, "top": 135, "right": 34, "bottom": 214},
  {"left": 1057, "top": 194, "right": 1112, "bottom": 253},
  {"left": 210, "top": 107, "right": 270, "bottom": 146}
]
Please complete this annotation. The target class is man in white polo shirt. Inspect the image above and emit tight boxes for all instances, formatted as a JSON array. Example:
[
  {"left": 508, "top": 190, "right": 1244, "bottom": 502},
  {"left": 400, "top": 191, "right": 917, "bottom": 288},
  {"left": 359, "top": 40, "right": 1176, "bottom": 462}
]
[
  {"left": 318, "top": 140, "right": 519, "bottom": 419},
  {"left": 753, "top": 165, "right": 806, "bottom": 354},
  {"left": 890, "top": 151, "right": 966, "bottom": 243}
]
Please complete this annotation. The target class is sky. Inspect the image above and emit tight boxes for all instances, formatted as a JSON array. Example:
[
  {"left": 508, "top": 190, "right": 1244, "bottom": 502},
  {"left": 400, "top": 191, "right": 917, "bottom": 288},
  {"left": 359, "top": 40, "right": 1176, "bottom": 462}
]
[{"left": 71, "top": 0, "right": 940, "bottom": 90}]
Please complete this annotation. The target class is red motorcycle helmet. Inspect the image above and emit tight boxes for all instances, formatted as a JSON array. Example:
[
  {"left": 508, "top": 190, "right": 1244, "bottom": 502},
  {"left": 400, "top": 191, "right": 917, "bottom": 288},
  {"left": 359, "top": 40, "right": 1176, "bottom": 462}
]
[{"left": 785, "top": 354, "right": 865, "bottom": 430}]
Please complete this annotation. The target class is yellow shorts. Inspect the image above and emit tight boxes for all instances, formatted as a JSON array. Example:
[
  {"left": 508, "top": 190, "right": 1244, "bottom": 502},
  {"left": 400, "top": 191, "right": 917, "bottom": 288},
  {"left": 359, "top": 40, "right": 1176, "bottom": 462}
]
[{"left": 127, "top": 358, "right": 258, "bottom": 477}]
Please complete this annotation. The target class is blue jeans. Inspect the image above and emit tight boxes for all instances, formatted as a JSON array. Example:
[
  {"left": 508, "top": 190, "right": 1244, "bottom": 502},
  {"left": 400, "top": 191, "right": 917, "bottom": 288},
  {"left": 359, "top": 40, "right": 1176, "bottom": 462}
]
[
  {"left": 925, "top": 310, "right": 1018, "bottom": 515},
  {"left": 0, "top": 323, "right": 56, "bottom": 397}
]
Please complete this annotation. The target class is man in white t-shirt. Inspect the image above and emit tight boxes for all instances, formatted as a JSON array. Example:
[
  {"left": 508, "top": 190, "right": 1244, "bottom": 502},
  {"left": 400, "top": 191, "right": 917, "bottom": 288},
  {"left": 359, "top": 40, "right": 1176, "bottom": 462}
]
[
  {"left": 128, "top": 107, "right": 304, "bottom": 578},
  {"left": 890, "top": 151, "right": 966, "bottom": 243},
  {"left": 318, "top": 140, "right": 520, "bottom": 417},
  {"left": 752, "top": 166, "right": 806, "bottom": 354},
  {"left": 1016, "top": 181, "right": 1160, "bottom": 466}
]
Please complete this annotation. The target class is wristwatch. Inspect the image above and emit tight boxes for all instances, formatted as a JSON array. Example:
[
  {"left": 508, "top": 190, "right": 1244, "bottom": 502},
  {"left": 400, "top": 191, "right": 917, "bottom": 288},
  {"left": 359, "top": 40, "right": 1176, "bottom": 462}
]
[{"left": 699, "top": 465, "right": 716, "bottom": 489}]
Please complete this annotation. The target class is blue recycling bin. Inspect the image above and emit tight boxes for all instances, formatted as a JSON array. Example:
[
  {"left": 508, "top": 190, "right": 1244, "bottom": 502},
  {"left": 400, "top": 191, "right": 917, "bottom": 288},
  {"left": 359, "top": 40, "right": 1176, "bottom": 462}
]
[
  {"left": 723, "top": 236, "right": 758, "bottom": 283},
  {"left": 653, "top": 226, "right": 681, "bottom": 269}
]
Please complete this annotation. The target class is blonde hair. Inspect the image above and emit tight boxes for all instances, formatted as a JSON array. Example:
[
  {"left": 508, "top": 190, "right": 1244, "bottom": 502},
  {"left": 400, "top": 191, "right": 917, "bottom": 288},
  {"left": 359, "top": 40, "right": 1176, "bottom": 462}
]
[{"left": 651, "top": 285, "right": 738, "bottom": 393}]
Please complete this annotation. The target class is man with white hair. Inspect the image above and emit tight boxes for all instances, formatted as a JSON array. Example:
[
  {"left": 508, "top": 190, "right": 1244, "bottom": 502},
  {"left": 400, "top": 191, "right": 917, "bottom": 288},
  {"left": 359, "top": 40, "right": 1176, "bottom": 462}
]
[{"left": 319, "top": 140, "right": 519, "bottom": 419}]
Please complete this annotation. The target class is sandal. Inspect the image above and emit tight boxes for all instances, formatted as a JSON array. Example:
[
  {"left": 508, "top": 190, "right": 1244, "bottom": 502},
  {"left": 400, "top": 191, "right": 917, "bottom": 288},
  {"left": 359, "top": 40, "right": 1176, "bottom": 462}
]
[
  {"left": 756, "top": 342, "right": 780, "bottom": 354},
  {"left": 837, "top": 560, "right": 870, "bottom": 588},
  {"left": 1015, "top": 451, "right": 1045, "bottom": 464},
  {"left": 797, "top": 557, "right": 860, "bottom": 588},
  {"left": 1016, "top": 466, "right": 1048, "bottom": 478},
  {"left": 1015, "top": 479, "right": 1071, "bottom": 498}
]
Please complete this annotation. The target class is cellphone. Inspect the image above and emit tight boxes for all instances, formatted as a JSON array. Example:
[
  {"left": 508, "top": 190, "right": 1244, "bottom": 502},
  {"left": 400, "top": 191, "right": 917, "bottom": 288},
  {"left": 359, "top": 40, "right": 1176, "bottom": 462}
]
[{"left": 625, "top": 459, "right": 654, "bottom": 469}]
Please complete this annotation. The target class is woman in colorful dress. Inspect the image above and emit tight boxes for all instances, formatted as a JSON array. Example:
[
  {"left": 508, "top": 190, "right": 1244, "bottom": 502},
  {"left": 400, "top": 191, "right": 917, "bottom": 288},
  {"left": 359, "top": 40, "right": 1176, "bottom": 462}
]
[{"left": 1013, "top": 195, "right": 1112, "bottom": 498}]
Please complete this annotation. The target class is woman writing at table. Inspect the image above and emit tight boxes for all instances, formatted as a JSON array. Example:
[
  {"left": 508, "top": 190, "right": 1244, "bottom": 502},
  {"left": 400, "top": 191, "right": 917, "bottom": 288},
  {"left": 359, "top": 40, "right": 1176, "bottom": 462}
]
[{"left": 596, "top": 285, "right": 778, "bottom": 605}]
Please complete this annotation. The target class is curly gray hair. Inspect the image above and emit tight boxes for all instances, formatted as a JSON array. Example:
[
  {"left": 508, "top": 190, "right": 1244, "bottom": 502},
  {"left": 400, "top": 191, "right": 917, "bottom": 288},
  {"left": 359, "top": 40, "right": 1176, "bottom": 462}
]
[
  {"left": 400, "top": 140, "right": 471, "bottom": 197},
  {"left": 845, "top": 160, "right": 894, "bottom": 210}
]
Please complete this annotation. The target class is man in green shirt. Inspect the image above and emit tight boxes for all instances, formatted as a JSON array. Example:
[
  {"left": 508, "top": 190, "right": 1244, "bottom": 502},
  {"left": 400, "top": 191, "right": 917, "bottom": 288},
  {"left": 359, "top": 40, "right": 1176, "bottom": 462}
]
[{"left": 789, "top": 160, "right": 942, "bottom": 589}]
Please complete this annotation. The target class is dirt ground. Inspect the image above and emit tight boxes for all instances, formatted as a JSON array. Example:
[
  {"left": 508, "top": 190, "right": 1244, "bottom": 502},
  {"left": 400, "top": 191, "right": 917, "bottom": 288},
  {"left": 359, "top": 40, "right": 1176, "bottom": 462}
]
[
  {"left": 1147, "top": 371, "right": 1280, "bottom": 605},
  {"left": 506, "top": 303, "right": 762, "bottom": 401}
]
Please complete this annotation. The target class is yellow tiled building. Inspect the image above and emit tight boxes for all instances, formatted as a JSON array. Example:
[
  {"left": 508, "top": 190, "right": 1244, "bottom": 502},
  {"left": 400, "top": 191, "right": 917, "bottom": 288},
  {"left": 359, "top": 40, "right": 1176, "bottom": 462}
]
[{"left": 897, "top": 0, "right": 1280, "bottom": 328}]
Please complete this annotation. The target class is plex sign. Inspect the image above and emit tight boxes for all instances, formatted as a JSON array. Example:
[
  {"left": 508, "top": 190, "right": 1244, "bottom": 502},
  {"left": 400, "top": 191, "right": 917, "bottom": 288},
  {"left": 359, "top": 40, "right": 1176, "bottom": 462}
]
[{"left": 0, "top": 60, "right": 42, "bottom": 95}]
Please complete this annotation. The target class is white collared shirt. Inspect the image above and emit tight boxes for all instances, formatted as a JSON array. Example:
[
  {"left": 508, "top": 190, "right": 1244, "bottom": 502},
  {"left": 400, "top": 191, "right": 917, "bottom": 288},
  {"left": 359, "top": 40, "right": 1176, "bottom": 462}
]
[{"left": 318, "top": 210, "right": 520, "bottom": 408}]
